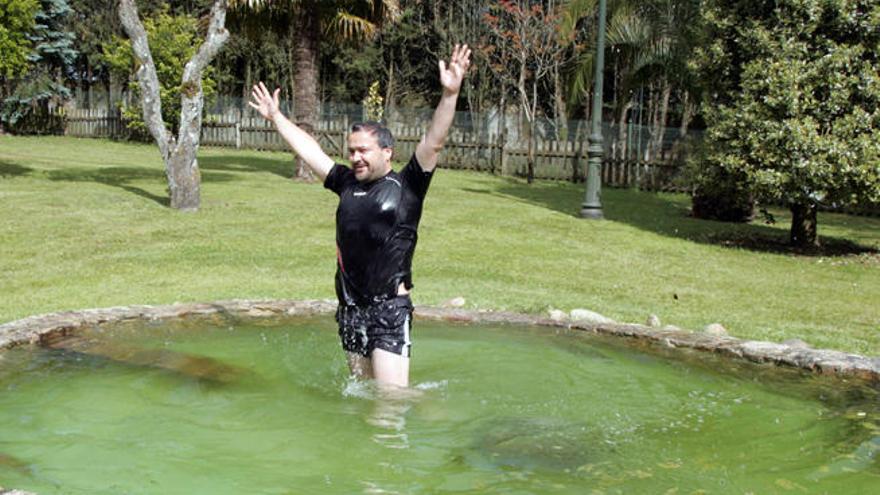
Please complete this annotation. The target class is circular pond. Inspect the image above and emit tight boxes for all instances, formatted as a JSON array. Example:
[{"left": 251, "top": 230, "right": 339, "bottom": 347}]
[{"left": 0, "top": 314, "right": 878, "bottom": 493}]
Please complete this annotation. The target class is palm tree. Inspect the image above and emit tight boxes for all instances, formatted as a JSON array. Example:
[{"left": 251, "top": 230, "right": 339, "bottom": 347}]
[
  {"left": 231, "top": 0, "right": 400, "bottom": 180},
  {"left": 563, "top": 0, "right": 700, "bottom": 161},
  {"left": 613, "top": 0, "right": 700, "bottom": 160}
]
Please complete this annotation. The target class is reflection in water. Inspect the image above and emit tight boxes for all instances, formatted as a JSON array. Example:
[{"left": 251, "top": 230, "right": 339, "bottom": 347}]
[
  {"left": 810, "top": 435, "right": 880, "bottom": 481},
  {"left": 0, "top": 452, "right": 31, "bottom": 475},
  {"left": 467, "top": 416, "right": 601, "bottom": 471},
  {"left": 342, "top": 379, "right": 428, "bottom": 494},
  {"left": 342, "top": 378, "right": 424, "bottom": 450},
  {"left": 368, "top": 395, "right": 412, "bottom": 450},
  {"left": 41, "top": 333, "right": 248, "bottom": 384},
  {"left": 342, "top": 379, "right": 449, "bottom": 452},
  {"left": 361, "top": 480, "right": 402, "bottom": 494}
]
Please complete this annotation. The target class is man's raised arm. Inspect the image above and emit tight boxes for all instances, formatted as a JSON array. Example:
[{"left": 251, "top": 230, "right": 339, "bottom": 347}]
[
  {"left": 415, "top": 44, "right": 472, "bottom": 172},
  {"left": 249, "top": 82, "right": 335, "bottom": 181}
]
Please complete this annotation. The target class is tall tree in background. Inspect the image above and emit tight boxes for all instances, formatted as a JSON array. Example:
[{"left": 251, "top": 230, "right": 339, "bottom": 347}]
[
  {"left": 606, "top": 0, "right": 700, "bottom": 160},
  {"left": 67, "top": 0, "right": 122, "bottom": 109},
  {"left": 1, "top": 0, "right": 77, "bottom": 129},
  {"left": 118, "top": 0, "right": 229, "bottom": 211},
  {"left": 695, "top": 0, "right": 880, "bottom": 247},
  {"left": 232, "top": 0, "right": 400, "bottom": 180}
]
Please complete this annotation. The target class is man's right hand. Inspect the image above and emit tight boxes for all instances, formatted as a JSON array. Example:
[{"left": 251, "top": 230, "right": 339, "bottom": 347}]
[
  {"left": 247, "top": 81, "right": 335, "bottom": 181},
  {"left": 248, "top": 82, "right": 281, "bottom": 122}
]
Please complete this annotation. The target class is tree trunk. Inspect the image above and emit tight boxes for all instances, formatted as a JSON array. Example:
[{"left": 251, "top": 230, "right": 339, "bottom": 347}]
[
  {"left": 242, "top": 59, "right": 252, "bottom": 106},
  {"left": 498, "top": 91, "right": 507, "bottom": 176},
  {"left": 167, "top": 148, "right": 201, "bottom": 210},
  {"left": 616, "top": 97, "right": 633, "bottom": 160},
  {"left": 287, "top": 25, "right": 296, "bottom": 105},
  {"left": 679, "top": 90, "right": 693, "bottom": 137},
  {"left": 526, "top": 119, "right": 535, "bottom": 184},
  {"left": 652, "top": 79, "right": 672, "bottom": 159},
  {"left": 385, "top": 45, "right": 396, "bottom": 111},
  {"left": 526, "top": 80, "right": 538, "bottom": 184},
  {"left": 553, "top": 62, "right": 568, "bottom": 141},
  {"left": 82, "top": 62, "right": 91, "bottom": 108},
  {"left": 790, "top": 202, "right": 819, "bottom": 248},
  {"left": 293, "top": 3, "right": 319, "bottom": 181},
  {"left": 119, "top": 0, "right": 170, "bottom": 157},
  {"left": 644, "top": 83, "right": 659, "bottom": 161}
]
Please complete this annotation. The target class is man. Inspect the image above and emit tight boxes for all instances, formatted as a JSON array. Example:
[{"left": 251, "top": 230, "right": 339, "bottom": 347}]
[{"left": 249, "top": 44, "right": 472, "bottom": 388}]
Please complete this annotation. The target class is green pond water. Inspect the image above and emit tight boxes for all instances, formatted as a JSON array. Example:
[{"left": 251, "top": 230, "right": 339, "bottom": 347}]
[{"left": 0, "top": 315, "right": 878, "bottom": 494}]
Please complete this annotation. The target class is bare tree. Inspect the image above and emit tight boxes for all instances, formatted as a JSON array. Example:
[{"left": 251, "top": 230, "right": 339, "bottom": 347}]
[
  {"left": 481, "top": 0, "right": 568, "bottom": 183},
  {"left": 118, "top": 0, "right": 229, "bottom": 211}
]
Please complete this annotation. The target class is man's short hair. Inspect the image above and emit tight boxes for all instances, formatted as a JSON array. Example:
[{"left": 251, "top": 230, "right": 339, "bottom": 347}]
[{"left": 351, "top": 121, "right": 395, "bottom": 149}]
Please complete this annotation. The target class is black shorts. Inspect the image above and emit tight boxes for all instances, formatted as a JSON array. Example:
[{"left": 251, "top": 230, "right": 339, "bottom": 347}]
[{"left": 336, "top": 296, "right": 414, "bottom": 358}]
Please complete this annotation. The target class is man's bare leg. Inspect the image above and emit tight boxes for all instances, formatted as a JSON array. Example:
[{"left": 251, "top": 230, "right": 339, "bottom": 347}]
[
  {"left": 371, "top": 348, "right": 409, "bottom": 388},
  {"left": 346, "top": 352, "right": 373, "bottom": 379}
]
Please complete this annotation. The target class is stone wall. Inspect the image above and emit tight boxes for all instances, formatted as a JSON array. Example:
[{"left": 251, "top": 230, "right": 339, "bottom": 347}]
[{"left": 1, "top": 299, "right": 878, "bottom": 383}]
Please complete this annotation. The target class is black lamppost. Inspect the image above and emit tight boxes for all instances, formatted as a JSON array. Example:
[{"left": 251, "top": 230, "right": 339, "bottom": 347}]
[{"left": 580, "top": 0, "right": 607, "bottom": 219}]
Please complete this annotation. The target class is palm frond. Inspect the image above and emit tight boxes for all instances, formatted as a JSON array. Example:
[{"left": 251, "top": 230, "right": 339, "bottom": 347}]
[
  {"left": 228, "top": 0, "right": 298, "bottom": 13},
  {"left": 326, "top": 11, "right": 378, "bottom": 41},
  {"left": 559, "top": 0, "right": 597, "bottom": 40},
  {"left": 606, "top": 6, "right": 650, "bottom": 47},
  {"left": 566, "top": 48, "right": 594, "bottom": 106}
]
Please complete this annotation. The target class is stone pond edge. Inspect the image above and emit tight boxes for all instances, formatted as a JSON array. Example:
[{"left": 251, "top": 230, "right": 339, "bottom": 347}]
[{"left": 1, "top": 299, "right": 878, "bottom": 384}]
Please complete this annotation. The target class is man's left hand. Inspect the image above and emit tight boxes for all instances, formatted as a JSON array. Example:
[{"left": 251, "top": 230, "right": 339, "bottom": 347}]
[{"left": 439, "top": 44, "right": 472, "bottom": 95}]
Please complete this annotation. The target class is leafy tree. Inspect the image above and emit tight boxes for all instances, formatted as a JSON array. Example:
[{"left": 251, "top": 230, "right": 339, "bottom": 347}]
[
  {"left": 695, "top": 0, "right": 880, "bottom": 247},
  {"left": 0, "top": 0, "right": 40, "bottom": 79},
  {"left": 105, "top": 6, "right": 218, "bottom": 137},
  {"left": 1, "top": 0, "right": 77, "bottom": 128}
]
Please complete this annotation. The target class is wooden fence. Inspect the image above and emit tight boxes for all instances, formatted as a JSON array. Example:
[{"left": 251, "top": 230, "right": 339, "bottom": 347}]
[
  {"left": 65, "top": 108, "right": 127, "bottom": 138},
  {"left": 65, "top": 108, "right": 687, "bottom": 191},
  {"left": 14, "top": 106, "right": 875, "bottom": 216}
]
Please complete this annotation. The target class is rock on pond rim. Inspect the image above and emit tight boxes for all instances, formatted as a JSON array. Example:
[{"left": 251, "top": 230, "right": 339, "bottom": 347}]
[{"left": 1, "top": 299, "right": 878, "bottom": 384}]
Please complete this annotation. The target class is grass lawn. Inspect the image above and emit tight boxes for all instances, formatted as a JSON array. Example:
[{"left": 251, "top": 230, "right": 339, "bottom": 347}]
[{"left": 1, "top": 135, "right": 878, "bottom": 355}]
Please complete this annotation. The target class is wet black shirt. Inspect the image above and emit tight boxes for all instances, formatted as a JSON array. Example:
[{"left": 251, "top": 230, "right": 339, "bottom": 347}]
[{"left": 324, "top": 154, "right": 433, "bottom": 305}]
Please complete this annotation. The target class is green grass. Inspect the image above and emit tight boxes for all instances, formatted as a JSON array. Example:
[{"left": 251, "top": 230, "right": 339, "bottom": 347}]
[{"left": 2, "top": 135, "right": 879, "bottom": 355}]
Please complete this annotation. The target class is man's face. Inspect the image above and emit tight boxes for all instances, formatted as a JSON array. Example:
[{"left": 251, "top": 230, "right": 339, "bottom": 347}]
[{"left": 348, "top": 130, "right": 392, "bottom": 183}]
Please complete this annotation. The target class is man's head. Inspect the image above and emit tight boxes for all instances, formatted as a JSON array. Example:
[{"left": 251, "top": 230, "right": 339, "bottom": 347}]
[{"left": 348, "top": 121, "right": 394, "bottom": 183}]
